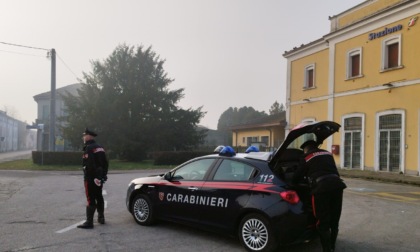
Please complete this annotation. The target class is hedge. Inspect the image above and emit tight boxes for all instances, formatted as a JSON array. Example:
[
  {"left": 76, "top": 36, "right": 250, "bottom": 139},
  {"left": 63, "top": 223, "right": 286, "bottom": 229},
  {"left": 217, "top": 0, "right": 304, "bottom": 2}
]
[
  {"left": 31, "top": 150, "right": 214, "bottom": 166},
  {"left": 32, "top": 151, "right": 81, "bottom": 165}
]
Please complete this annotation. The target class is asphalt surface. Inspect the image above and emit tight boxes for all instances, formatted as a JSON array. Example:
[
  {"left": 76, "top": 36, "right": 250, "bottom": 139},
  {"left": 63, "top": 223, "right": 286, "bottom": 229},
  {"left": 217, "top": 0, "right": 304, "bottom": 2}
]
[{"left": 1, "top": 150, "right": 419, "bottom": 186}]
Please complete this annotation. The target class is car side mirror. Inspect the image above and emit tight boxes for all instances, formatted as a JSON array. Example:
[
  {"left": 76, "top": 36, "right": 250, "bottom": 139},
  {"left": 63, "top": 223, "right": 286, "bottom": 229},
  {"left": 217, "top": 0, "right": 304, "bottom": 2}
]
[{"left": 164, "top": 172, "right": 172, "bottom": 181}]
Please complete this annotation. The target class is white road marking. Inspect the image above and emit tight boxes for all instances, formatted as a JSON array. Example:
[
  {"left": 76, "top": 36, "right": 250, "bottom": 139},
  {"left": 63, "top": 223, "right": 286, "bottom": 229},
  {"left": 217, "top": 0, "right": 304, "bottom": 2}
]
[
  {"left": 56, "top": 221, "right": 85, "bottom": 234},
  {"left": 56, "top": 190, "right": 108, "bottom": 234},
  {"left": 348, "top": 187, "right": 376, "bottom": 192}
]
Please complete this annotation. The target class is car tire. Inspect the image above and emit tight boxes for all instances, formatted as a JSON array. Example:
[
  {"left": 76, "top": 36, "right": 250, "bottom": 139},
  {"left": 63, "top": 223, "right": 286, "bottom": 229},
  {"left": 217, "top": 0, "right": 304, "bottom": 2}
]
[
  {"left": 131, "top": 194, "right": 155, "bottom": 226},
  {"left": 238, "top": 213, "right": 277, "bottom": 252}
]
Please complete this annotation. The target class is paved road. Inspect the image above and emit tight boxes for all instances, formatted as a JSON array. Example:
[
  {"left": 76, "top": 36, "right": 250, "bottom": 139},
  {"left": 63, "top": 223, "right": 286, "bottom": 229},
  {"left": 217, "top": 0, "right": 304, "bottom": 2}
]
[{"left": 1, "top": 170, "right": 420, "bottom": 252}]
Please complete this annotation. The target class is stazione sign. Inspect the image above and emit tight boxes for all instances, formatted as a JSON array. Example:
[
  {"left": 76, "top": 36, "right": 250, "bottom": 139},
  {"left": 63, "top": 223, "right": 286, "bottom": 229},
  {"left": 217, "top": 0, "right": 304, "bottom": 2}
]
[{"left": 368, "top": 24, "right": 403, "bottom": 40}]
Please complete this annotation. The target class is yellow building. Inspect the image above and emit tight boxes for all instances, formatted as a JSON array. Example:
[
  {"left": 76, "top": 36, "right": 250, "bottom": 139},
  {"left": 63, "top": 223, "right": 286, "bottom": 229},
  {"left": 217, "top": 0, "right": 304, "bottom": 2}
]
[
  {"left": 284, "top": 0, "right": 420, "bottom": 175},
  {"left": 231, "top": 112, "right": 286, "bottom": 152}
]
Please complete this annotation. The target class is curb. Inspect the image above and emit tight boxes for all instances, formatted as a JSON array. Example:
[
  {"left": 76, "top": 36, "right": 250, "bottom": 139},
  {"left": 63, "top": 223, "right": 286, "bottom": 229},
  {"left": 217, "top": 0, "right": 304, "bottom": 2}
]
[{"left": 339, "top": 169, "right": 420, "bottom": 187}]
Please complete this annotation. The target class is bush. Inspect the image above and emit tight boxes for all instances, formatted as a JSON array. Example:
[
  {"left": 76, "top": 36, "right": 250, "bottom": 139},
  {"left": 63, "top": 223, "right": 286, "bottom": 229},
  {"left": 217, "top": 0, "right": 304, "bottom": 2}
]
[
  {"left": 152, "top": 151, "right": 212, "bottom": 166},
  {"left": 32, "top": 151, "right": 81, "bottom": 165}
]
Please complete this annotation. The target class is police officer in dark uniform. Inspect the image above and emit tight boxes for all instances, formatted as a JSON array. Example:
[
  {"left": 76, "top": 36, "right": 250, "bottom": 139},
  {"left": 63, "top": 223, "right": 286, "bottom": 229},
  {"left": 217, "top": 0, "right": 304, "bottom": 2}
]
[
  {"left": 77, "top": 128, "right": 108, "bottom": 229},
  {"left": 293, "top": 140, "right": 346, "bottom": 252}
]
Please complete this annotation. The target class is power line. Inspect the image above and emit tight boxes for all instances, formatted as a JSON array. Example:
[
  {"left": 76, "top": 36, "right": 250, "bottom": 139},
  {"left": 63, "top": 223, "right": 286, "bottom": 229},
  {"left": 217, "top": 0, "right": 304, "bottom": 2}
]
[
  {"left": 0, "top": 41, "right": 49, "bottom": 51},
  {"left": 0, "top": 49, "right": 46, "bottom": 58},
  {"left": 56, "top": 53, "right": 82, "bottom": 82},
  {"left": 0, "top": 41, "right": 82, "bottom": 82}
]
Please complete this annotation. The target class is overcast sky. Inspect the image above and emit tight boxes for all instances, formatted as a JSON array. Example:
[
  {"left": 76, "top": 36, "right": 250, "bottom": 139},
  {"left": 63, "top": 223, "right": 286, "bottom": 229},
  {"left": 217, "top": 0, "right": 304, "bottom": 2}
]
[{"left": 0, "top": 0, "right": 364, "bottom": 129}]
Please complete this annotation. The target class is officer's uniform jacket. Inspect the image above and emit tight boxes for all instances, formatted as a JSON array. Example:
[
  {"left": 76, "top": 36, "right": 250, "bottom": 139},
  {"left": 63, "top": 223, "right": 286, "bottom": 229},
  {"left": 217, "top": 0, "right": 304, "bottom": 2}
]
[
  {"left": 82, "top": 139, "right": 108, "bottom": 180},
  {"left": 293, "top": 148, "right": 346, "bottom": 194}
]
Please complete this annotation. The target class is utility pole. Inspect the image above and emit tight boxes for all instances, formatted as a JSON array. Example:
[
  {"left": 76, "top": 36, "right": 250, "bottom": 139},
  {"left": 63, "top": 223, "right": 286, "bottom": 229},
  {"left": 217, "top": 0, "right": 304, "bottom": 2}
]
[{"left": 49, "top": 48, "right": 56, "bottom": 151}]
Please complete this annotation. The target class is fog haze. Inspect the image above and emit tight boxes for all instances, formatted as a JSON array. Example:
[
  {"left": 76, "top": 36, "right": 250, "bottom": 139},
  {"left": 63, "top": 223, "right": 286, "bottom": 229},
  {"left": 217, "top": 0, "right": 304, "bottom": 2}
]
[{"left": 0, "top": 0, "right": 364, "bottom": 129}]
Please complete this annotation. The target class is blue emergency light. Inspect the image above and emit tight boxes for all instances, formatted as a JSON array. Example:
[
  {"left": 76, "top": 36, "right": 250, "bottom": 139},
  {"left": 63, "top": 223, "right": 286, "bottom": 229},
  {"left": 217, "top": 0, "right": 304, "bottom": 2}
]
[
  {"left": 219, "top": 146, "right": 236, "bottom": 157},
  {"left": 213, "top": 145, "right": 225, "bottom": 153},
  {"left": 245, "top": 146, "right": 259, "bottom": 153}
]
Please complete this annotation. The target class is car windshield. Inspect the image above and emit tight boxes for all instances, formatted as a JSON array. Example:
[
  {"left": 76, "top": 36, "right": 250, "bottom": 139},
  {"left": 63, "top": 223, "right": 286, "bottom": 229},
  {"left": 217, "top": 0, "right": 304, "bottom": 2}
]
[{"left": 286, "top": 133, "right": 318, "bottom": 150}]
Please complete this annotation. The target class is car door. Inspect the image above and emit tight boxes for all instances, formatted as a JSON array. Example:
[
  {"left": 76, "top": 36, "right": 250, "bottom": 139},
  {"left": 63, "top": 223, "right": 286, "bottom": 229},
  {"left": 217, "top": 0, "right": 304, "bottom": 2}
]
[
  {"left": 199, "top": 159, "right": 256, "bottom": 232},
  {"left": 156, "top": 158, "right": 216, "bottom": 223}
]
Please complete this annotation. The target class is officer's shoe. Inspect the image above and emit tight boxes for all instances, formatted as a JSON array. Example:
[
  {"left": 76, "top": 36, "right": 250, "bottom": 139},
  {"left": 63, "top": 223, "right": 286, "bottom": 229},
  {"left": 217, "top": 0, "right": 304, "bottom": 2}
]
[
  {"left": 98, "top": 216, "right": 105, "bottom": 224},
  {"left": 77, "top": 221, "right": 94, "bottom": 229}
]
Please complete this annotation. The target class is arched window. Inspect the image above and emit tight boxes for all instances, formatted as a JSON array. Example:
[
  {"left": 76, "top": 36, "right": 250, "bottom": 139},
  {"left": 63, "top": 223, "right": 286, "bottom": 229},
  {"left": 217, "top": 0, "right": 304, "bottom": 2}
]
[
  {"left": 381, "top": 35, "right": 401, "bottom": 71},
  {"left": 376, "top": 111, "right": 404, "bottom": 172},
  {"left": 342, "top": 114, "right": 364, "bottom": 169}
]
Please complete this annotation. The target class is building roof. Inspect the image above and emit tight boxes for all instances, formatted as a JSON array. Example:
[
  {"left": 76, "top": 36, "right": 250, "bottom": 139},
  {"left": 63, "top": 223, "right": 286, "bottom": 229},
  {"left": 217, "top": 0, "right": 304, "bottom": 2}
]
[
  {"left": 229, "top": 111, "right": 286, "bottom": 130},
  {"left": 283, "top": 0, "right": 414, "bottom": 57},
  {"left": 33, "top": 83, "right": 82, "bottom": 102}
]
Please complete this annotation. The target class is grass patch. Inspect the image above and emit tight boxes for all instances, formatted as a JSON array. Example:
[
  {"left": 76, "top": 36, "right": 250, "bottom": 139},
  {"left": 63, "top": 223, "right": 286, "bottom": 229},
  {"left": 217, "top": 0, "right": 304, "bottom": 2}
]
[{"left": 0, "top": 159, "right": 171, "bottom": 171}]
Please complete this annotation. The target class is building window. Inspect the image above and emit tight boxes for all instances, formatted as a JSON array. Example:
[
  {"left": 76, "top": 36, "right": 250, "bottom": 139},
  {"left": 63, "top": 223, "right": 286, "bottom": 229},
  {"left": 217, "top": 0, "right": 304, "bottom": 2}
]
[
  {"left": 346, "top": 48, "right": 362, "bottom": 79},
  {"left": 246, "top": 136, "right": 258, "bottom": 146},
  {"left": 381, "top": 35, "right": 401, "bottom": 70},
  {"left": 42, "top": 105, "right": 50, "bottom": 121},
  {"left": 343, "top": 116, "right": 362, "bottom": 169},
  {"left": 378, "top": 113, "right": 402, "bottom": 172},
  {"left": 261, "top": 136, "right": 269, "bottom": 146},
  {"left": 304, "top": 64, "right": 315, "bottom": 89}
]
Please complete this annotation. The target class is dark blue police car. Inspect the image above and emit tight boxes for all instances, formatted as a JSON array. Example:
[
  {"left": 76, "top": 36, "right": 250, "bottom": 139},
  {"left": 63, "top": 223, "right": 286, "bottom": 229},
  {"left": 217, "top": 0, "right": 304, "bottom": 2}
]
[{"left": 126, "top": 121, "right": 340, "bottom": 252}]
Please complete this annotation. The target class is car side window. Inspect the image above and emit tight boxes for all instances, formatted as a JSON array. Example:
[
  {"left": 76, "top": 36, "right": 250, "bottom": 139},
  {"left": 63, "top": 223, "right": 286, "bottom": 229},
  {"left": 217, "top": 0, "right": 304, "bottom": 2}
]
[
  {"left": 173, "top": 159, "right": 214, "bottom": 181},
  {"left": 213, "top": 160, "right": 255, "bottom": 181}
]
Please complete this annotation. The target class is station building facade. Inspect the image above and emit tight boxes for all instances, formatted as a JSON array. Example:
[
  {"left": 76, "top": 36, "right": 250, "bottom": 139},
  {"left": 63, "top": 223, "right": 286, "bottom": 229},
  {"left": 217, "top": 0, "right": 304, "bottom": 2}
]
[
  {"left": 231, "top": 112, "right": 286, "bottom": 152},
  {"left": 283, "top": 0, "right": 420, "bottom": 175}
]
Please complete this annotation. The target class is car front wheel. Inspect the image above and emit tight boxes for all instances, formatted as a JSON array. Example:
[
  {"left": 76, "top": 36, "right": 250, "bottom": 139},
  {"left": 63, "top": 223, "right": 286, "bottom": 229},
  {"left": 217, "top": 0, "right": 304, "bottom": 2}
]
[
  {"left": 131, "top": 194, "right": 155, "bottom": 226},
  {"left": 238, "top": 213, "right": 277, "bottom": 252}
]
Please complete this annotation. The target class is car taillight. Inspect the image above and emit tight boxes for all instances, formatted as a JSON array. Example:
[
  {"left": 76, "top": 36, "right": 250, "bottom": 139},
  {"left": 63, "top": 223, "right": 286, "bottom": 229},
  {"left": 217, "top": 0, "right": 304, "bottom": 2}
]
[{"left": 280, "top": 190, "right": 300, "bottom": 205}]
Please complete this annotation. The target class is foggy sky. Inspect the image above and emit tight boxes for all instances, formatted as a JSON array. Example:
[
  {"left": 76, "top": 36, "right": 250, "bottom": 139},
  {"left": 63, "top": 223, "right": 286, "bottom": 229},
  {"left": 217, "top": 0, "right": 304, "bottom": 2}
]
[{"left": 0, "top": 0, "right": 364, "bottom": 129}]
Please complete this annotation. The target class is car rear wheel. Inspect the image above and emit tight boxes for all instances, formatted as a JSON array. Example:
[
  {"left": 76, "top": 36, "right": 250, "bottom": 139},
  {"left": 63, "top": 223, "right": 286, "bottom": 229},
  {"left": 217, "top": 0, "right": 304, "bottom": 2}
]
[
  {"left": 239, "top": 213, "right": 277, "bottom": 252},
  {"left": 131, "top": 194, "right": 155, "bottom": 226}
]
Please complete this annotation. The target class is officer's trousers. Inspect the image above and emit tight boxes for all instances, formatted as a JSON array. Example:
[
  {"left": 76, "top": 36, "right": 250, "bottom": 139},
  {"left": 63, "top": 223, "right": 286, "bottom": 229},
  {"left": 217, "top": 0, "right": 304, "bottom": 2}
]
[
  {"left": 84, "top": 179, "right": 104, "bottom": 209},
  {"left": 312, "top": 190, "right": 344, "bottom": 251}
]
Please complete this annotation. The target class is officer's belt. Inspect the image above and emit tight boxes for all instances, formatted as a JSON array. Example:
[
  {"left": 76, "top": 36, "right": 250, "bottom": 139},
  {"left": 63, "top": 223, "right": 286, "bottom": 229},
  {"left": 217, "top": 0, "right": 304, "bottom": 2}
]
[{"left": 315, "top": 174, "right": 339, "bottom": 183}]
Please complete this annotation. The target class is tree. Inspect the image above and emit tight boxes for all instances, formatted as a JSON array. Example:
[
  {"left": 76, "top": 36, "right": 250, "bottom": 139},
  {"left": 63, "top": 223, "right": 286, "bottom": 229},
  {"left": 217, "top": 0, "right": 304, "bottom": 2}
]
[
  {"left": 61, "top": 44, "right": 206, "bottom": 161},
  {"left": 217, "top": 106, "right": 268, "bottom": 130},
  {"left": 269, "top": 101, "right": 284, "bottom": 115},
  {"left": 216, "top": 107, "right": 267, "bottom": 145}
]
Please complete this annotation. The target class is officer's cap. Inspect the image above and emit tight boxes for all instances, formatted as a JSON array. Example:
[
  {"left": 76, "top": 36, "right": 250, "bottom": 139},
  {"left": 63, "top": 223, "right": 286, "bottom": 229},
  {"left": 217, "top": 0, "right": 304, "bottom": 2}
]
[
  {"left": 83, "top": 128, "right": 97, "bottom": 137},
  {"left": 300, "top": 140, "right": 318, "bottom": 150}
]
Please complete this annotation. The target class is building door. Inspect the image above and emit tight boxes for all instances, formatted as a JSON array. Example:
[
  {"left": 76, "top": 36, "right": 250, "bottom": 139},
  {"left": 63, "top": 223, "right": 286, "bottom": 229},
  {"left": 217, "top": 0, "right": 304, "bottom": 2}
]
[
  {"left": 343, "top": 117, "right": 362, "bottom": 169},
  {"left": 378, "top": 114, "right": 401, "bottom": 172}
]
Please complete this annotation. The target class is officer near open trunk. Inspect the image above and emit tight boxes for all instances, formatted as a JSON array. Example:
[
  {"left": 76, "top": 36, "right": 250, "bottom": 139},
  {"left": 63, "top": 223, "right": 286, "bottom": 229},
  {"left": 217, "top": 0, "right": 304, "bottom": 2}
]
[
  {"left": 293, "top": 140, "right": 346, "bottom": 252},
  {"left": 77, "top": 128, "right": 108, "bottom": 229}
]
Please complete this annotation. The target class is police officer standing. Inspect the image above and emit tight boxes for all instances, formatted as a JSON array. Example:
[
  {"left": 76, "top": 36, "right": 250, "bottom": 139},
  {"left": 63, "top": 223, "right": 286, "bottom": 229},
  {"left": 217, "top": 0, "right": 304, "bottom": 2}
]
[
  {"left": 77, "top": 128, "right": 108, "bottom": 229},
  {"left": 293, "top": 140, "right": 346, "bottom": 252}
]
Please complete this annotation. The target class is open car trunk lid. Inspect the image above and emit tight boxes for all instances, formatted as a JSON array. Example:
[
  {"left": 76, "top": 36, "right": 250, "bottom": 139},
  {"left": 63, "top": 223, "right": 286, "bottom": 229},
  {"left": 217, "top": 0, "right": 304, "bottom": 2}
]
[{"left": 269, "top": 121, "right": 341, "bottom": 167}]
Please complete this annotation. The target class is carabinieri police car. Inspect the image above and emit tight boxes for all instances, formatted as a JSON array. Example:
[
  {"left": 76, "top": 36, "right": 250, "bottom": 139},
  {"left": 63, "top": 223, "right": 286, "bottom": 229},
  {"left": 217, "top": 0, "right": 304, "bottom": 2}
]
[{"left": 126, "top": 121, "right": 340, "bottom": 252}]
